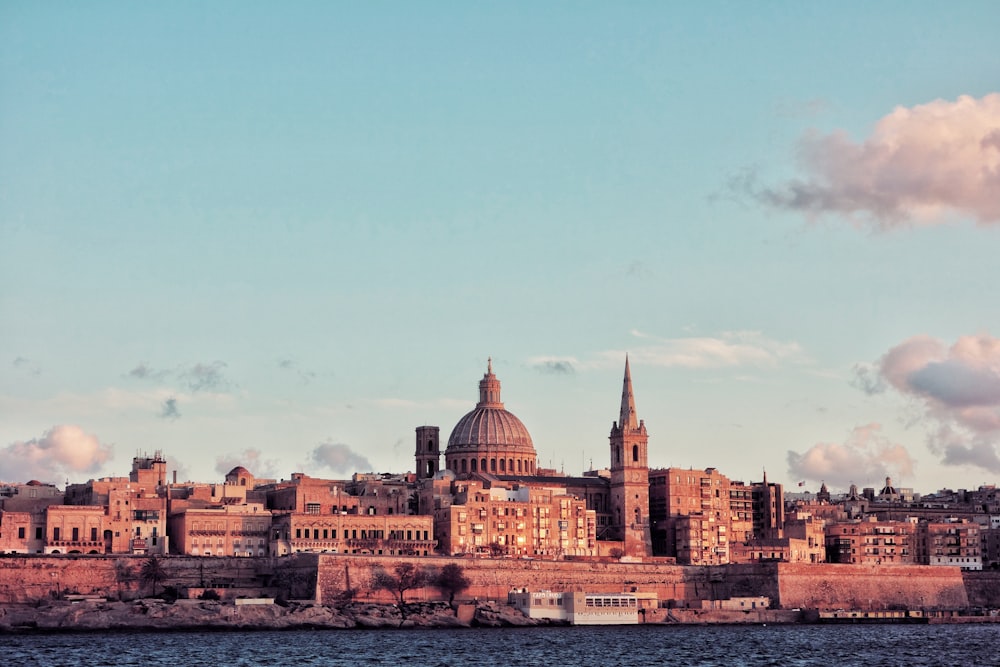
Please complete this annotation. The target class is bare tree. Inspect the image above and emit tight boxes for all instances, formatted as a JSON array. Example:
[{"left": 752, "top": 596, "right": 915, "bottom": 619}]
[
  {"left": 433, "top": 563, "right": 471, "bottom": 606},
  {"left": 371, "top": 562, "right": 431, "bottom": 604}
]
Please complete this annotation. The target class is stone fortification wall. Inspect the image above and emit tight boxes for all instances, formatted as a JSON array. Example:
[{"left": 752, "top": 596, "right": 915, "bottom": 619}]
[
  {"left": 315, "top": 556, "right": 780, "bottom": 604},
  {"left": 0, "top": 555, "right": 984, "bottom": 613},
  {"left": 776, "top": 563, "right": 969, "bottom": 610},
  {"left": 0, "top": 554, "right": 319, "bottom": 604},
  {"left": 961, "top": 571, "right": 1000, "bottom": 608}
]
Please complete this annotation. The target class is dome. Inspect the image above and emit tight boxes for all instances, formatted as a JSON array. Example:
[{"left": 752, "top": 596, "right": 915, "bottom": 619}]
[
  {"left": 449, "top": 406, "right": 534, "bottom": 450},
  {"left": 445, "top": 359, "right": 537, "bottom": 476}
]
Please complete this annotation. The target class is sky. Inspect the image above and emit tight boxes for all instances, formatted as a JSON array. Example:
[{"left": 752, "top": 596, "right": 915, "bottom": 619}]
[{"left": 2, "top": 2, "right": 999, "bottom": 495}]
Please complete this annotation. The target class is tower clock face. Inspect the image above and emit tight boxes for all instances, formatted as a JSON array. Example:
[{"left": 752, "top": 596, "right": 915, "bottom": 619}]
[{"left": 631, "top": 471, "right": 642, "bottom": 482}]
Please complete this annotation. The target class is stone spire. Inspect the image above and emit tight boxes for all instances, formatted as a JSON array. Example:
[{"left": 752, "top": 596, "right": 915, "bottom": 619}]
[{"left": 619, "top": 354, "right": 639, "bottom": 430}]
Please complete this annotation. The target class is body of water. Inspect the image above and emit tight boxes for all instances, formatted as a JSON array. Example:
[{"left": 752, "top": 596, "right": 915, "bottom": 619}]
[{"left": 2, "top": 623, "right": 997, "bottom": 667}]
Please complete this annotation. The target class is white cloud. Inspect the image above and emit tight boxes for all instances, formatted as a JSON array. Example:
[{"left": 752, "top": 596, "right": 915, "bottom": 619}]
[
  {"left": 857, "top": 333, "right": 1000, "bottom": 473},
  {"left": 787, "top": 423, "right": 915, "bottom": 489},
  {"left": 0, "top": 425, "right": 114, "bottom": 483},
  {"left": 756, "top": 93, "right": 1000, "bottom": 228},
  {"left": 618, "top": 330, "right": 805, "bottom": 369}
]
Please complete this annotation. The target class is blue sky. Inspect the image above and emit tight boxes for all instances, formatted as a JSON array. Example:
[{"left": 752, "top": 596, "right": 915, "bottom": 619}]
[{"left": 2, "top": 2, "right": 999, "bottom": 494}]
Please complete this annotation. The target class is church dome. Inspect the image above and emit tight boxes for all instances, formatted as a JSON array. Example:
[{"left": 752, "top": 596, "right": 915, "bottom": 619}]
[
  {"left": 445, "top": 359, "right": 537, "bottom": 476},
  {"left": 449, "top": 406, "right": 534, "bottom": 450}
]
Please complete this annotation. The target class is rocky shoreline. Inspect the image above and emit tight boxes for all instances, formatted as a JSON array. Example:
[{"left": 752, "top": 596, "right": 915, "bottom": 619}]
[{"left": 0, "top": 599, "right": 550, "bottom": 634}]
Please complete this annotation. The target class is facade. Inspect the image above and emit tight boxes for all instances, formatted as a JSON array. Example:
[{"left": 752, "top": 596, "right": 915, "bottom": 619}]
[
  {"left": 168, "top": 503, "right": 272, "bottom": 557},
  {"left": 825, "top": 517, "right": 918, "bottom": 565},
  {"left": 62, "top": 452, "right": 169, "bottom": 555},
  {"left": 432, "top": 480, "right": 597, "bottom": 557},
  {"left": 270, "top": 512, "right": 433, "bottom": 556},
  {"left": 508, "top": 590, "right": 640, "bottom": 625},
  {"left": 649, "top": 467, "right": 734, "bottom": 564},
  {"left": 919, "top": 519, "right": 982, "bottom": 570}
]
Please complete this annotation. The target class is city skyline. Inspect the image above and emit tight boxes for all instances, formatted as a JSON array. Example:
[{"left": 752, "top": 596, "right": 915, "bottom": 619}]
[{"left": 2, "top": 3, "right": 999, "bottom": 493}]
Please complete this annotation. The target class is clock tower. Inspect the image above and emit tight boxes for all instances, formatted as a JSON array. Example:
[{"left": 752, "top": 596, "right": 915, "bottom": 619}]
[{"left": 609, "top": 356, "right": 652, "bottom": 558}]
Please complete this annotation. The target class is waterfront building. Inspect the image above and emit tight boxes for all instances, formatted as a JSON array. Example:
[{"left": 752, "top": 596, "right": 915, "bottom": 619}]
[
  {"left": 62, "top": 452, "right": 169, "bottom": 555},
  {"left": 508, "top": 589, "right": 640, "bottom": 624},
  {"left": 431, "top": 477, "right": 596, "bottom": 557},
  {"left": 824, "top": 516, "right": 918, "bottom": 565},
  {"left": 919, "top": 519, "right": 982, "bottom": 570},
  {"left": 168, "top": 502, "right": 272, "bottom": 557}
]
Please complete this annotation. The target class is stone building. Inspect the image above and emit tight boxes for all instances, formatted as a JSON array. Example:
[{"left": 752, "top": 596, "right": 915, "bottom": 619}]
[
  {"left": 61, "top": 452, "right": 169, "bottom": 555},
  {"left": 431, "top": 477, "right": 596, "bottom": 557},
  {"left": 918, "top": 519, "right": 982, "bottom": 570},
  {"left": 824, "top": 516, "right": 918, "bottom": 565},
  {"left": 167, "top": 502, "right": 272, "bottom": 557},
  {"left": 416, "top": 358, "right": 649, "bottom": 559}
]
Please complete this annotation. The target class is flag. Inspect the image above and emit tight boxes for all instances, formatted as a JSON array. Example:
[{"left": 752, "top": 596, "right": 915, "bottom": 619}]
[{"left": 798, "top": 481, "right": 805, "bottom": 487}]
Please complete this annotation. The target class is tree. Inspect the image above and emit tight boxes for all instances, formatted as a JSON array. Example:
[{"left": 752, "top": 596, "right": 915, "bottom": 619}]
[
  {"left": 433, "top": 563, "right": 471, "bottom": 606},
  {"left": 371, "top": 562, "right": 430, "bottom": 604},
  {"left": 114, "top": 560, "right": 134, "bottom": 601},
  {"left": 140, "top": 556, "right": 167, "bottom": 598}
]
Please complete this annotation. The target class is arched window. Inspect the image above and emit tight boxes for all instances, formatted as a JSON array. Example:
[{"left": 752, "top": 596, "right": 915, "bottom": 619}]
[
  {"left": 461, "top": 459, "right": 467, "bottom": 473},
  {"left": 481, "top": 458, "right": 487, "bottom": 471},
  {"left": 500, "top": 459, "right": 505, "bottom": 472},
  {"left": 471, "top": 458, "right": 477, "bottom": 472},
  {"left": 428, "top": 440, "right": 434, "bottom": 452},
  {"left": 491, "top": 459, "right": 497, "bottom": 472},
  {"left": 508, "top": 459, "right": 514, "bottom": 473},
  {"left": 632, "top": 445, "right": 639, "bottom": 462},
  {"left": 517, "top": 460, "right": 522, "bottom": 473}
]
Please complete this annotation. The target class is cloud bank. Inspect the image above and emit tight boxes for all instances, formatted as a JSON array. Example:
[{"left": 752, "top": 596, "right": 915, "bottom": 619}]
[
  {"left": 214, "top": 448, "right": 280, "bottom": 480},
  {"left": 855, "top": 333, "right": 1000, "bottom": 473},
  {"left": 0, "top": 425, "right": 113, "bottom": 483},
  {"left": 623, "top": 330, "right": 804, "bottom": 369},
  {"left": 787, "top": 422, "right": 915, "bottom": 490},
  {"left": 310, "top": 441, "right": 373, "bottom": 476},
  {"left": 756, "top": 93, "right": 1000, "bottom": 228}
]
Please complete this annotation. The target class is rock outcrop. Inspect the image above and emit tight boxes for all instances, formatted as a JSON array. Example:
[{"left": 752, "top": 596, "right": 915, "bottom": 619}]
[{"left": 0, "top": 599, "right": 549, "bottom": 633}]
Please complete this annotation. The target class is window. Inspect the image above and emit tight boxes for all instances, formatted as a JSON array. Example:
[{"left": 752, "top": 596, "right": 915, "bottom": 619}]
[
  {"left": 306, "top": 503, "right": 321, "bottom": 515},
  {"left": 72, "top": 527, "right": 79, "bottom": 542},
  {"left": 53, "top": 527, "right": 60, "bottom": 541},
  {"left": 36, "top": 527, "right": 43, "bottom": 540},
  {"left": 18, "top": 527, "right": 25, "bottom": 539},
  {"left": 91, "top": 527, "right": 98, "bottom": 542}
]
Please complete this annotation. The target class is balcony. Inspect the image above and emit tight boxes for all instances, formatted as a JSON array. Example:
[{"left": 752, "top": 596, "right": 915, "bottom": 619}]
[{"left": 46, "top": 540, "right": 103, "bottom": 551}]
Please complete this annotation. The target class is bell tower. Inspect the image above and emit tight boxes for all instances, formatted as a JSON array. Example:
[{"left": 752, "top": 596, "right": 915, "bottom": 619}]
[
  {"left": 415, "top": 425, "right": 440, "bottom": 480},
  {"left": 609, "top": 356, "right": 652, "bottom": 558}
]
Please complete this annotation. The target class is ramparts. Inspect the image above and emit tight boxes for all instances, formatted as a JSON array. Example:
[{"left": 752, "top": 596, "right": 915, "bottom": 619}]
[{"left": 0, "top": 554, "right": 991, "bottom": 612}]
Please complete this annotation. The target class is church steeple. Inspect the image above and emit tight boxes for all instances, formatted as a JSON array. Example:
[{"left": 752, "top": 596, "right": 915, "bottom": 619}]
[
  {"left": 608, "top": 356, "right": 652, "bottom": 558},
  {"left": 619, "top": 354, "right": 639, "bottom": 430}
]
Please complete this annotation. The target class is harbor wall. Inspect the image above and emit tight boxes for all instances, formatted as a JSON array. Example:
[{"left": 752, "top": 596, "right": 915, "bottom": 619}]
[{"left": 0, "top": 554, "right": 992, "bottom": 612}]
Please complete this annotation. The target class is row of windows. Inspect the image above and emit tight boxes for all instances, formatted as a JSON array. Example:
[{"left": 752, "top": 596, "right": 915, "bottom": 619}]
[
  {"left": 293, "top": 528, "right": 430, "bottom": 541},
  {"left": 452, "top": 457, "right": 536, "bottom": 474}
]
